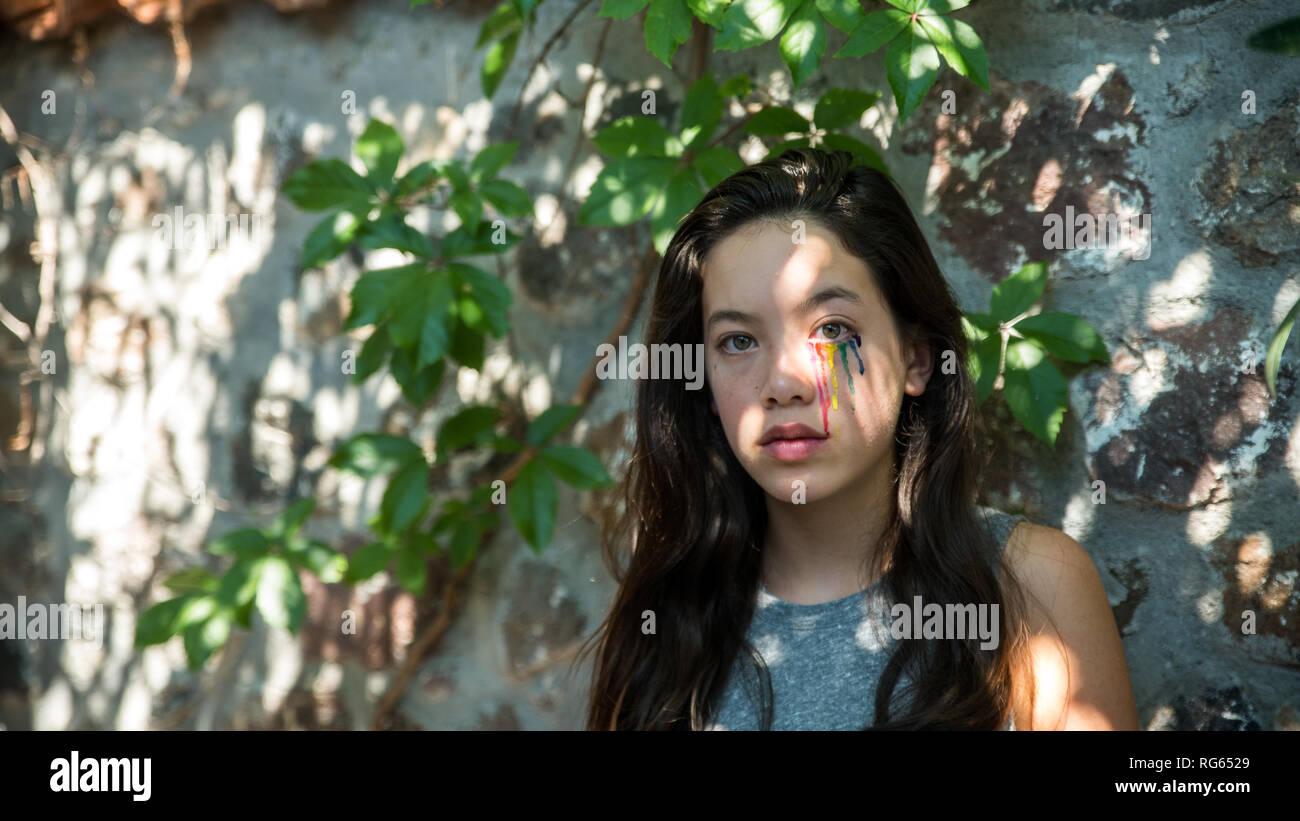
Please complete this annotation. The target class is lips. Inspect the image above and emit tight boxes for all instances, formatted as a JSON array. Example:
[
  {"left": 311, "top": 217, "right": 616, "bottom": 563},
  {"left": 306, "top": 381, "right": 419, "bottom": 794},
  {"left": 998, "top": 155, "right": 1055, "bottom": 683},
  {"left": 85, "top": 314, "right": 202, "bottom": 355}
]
[{"left": 759, "top": 422, "right": 828, "bottom": 445}]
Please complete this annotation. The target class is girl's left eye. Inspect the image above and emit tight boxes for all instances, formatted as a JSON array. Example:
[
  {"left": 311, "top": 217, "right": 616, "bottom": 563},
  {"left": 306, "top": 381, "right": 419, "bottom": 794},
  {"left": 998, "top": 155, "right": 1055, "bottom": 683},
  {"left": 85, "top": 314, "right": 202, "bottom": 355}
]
[{"left": 816, "top": 322, "right": 853, "bottom": 342}]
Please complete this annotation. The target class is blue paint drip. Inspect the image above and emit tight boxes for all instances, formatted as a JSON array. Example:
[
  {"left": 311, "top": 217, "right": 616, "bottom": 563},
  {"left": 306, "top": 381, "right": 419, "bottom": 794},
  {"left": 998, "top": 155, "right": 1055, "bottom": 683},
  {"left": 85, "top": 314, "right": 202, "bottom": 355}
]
[
  {"left": 847, "top": 334, "right": 865, "bottom": 374},
  {"left": 837, "top": 342, "right": 855, "bottom": 395}
]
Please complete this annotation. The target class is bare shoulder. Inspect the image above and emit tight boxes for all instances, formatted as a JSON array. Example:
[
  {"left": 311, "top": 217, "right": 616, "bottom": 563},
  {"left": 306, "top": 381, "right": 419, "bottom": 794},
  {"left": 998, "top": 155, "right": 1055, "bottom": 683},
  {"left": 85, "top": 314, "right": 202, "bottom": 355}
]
[{"left": 1002, "top": 521, "right": 1139, "bottom": 730}]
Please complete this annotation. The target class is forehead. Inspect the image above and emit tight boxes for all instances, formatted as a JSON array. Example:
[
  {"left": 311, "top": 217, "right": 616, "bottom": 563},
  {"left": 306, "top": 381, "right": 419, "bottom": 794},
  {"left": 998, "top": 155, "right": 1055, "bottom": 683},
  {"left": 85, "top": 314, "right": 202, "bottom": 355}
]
[{"left": 700, "top": 220, "right": 878, "bottom": 311}]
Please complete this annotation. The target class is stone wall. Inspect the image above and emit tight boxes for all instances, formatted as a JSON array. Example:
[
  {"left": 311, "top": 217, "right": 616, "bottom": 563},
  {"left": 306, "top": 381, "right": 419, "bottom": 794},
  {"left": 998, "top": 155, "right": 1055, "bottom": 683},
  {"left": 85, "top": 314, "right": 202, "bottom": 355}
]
[{"left": 0, "top": 0, "right": 1297, "bottom": 730}]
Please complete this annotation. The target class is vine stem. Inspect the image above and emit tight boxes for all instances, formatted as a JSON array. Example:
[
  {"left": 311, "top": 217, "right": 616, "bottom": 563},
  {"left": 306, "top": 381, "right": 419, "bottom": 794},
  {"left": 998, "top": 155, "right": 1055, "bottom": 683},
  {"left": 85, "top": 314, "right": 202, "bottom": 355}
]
[{"left": 507, "top": 0, "right": 601, "bottom": 141}]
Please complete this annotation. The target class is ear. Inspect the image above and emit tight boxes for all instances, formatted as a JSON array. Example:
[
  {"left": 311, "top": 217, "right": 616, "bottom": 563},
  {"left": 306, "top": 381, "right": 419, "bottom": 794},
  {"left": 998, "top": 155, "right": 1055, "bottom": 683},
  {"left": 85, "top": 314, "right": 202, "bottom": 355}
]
[
  {"left": 902, "top": 325, "right": 934, "bottom": 397},
  {"left": 709, "top": 395, "right": 719, "bottom": 415}
]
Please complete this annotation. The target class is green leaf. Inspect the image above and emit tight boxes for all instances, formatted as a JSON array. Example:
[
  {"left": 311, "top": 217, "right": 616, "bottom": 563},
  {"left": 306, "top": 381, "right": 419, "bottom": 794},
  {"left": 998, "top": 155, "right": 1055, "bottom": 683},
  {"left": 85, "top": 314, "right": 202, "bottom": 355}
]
[
  {"left": 357, "top": 212, "right": 437, "bottom": 258},
  {"left": 381, "top": 459, "right": 430, "bottom": 533},
  {"left": 885, "top": 20, "right": 941, "bottom": 122},
  {"left": 814, "top": 88, "right": 881, "bottom": 130},
  {"left": 449, "top": 263, "right": 512, "bottom": 338},
  {"left": 344, "top": 263, "right": 422, "bottom": 331},
  {"left": 511, "top": 0, "right": 541, "bottom": 21},
  {"left": 593, "top": 116, "right": 682, "bottom": 158},
  {"left": 477, "top": 1, "right": 520, "bottom": 44},
  {"left": 440, "top": 218, "right": 521, "bottom": 258},
  {"left": 469, "top": 484, "right": 498, "bottom": 507},
  {"left": 457, "top": 290, "right": 488, "bottom": 336},
  {"left": 577, "top": 155, "right": 679, "bottom": 226},
  {"left": 390, "top": 348, "right": 447, "bottom": 407},
  {"left": 989, "top": 261, "right": 1049, "bottom": 323},
  {"left": 1246, "top": 16, "right": 1300, "bottom": 56},
  {"left": 600, "top": 0, "right": 649, "bottom": 20},
  {"left": 883, "top": 0, "right": 920, "bottom": 11},
  {"left": 345, "top": 542, "right": 394, "bottom": 583},
  {"left": 961, "top": 313, "right": 988, "bottom": 344},
  {"left": 718, "top": 73, "right": 752, "bottom": 98},
  {"left": 686, "top": 0, "right": 727, "bottom": 28},
  {"left": 479, "top": 179, "right": 534, "bottom": 217},
  {"left": 539, "top": 445, "right": 614, "bottom": 489},
  {"left": 1265, "top": 295, "right": 1300, "bottom": 398},
  {"left": 489, "top": 435, "right": 525, "bottom": 453},
  {"left": 482, "top": 30, "right": 520, "bottom": 99},
  {"left": 418, "top": 273, "right": 457, "bottom": 368},
  {"left": 820, "top": 133, "right": 889, "bottom": 175},
  {"left": 1002, "top": 340, "right": 1068, "bottom": 446},
  {"left": 815, "top": 0, "right": 867, "bottom": 33},
  {"left": 919, "top": 0, "right": 971, "bottom": 12},
  {"left": 449, "top": 520, "right": 480, "bottom": 568},
  {"left": 208, "top": 529, "right": 270, "bottom": 559},
  {"left": 302, "top": 210, "right": 361, "bottom": 269},
  {"left": 1013, "top": 312, "right": 1110, "bottom": 364},
  {"left": 330, "top": 433, "right": 423, "bottom": 476},
  {"left": 527, "top": 403, "right": 583, "bottom": 446},
  {"left": 691, "top": 145, "right": 746, "bottom": 188},
  {"left": 163, "top": 568, "right": 220, "bottom": 595},
  {"left": 356, "top": 119, "right": 404, "bottom": 187},
  {"left": 449, "top": 188, "right": 484, "bottom": 234},
  {"left": 449, "top": 316, "right": 486, "bottom": 370},
  {"left": 742, "top": 106, "right": 809, "bottom": 136},
  {"left": 470, "top": 142, "right": 519, "bottom": 185},
  {"left": 915, "top": 13, "right": 990, "bottom": 91},
  {"left": 387, "top": 268, "right": 441, "bottom": 346},
  {"left": 835, "top": 9, "right": 909, "bottom": 58},
  {"left": 175, "top": 594, "right": 220, "bottom": 634},
  {"left": 217, "top": 556, "right": 266, "bottom": 610},
  {"left": 255, "top": 556, "right": 306, "bottom": 632},
  {"left": 509, "top": 459, "right": 558, "bottom": 553},
  {"left": 408, "top": 529, "right": 441, "bottom": 556},
  {"left": 645, "top": 0, "right": 695, "bottom": 66},
  {"left": 964, "top": 311, "right": 999, "bottom": 333},
  {"left": 285, "top": 540, "right": 347, "bottom": 584},
  {"left": 394, "top": 159, "right": 445, "bottom": 199},
  {"left": 271, "top": 497, "right": 315, "bottom": 539},
  {"left": 432, "top": 500, "right": 468, "bottom": 538},
  {"left": 135, "top": 594, "right": 201, "bottom": 647},
  {"left": 282, "top": 158, "right": 376, "bottom": 212},
  {"left": 780, "top": 1, "right": 826, "bottom": 89},
  {"left": 650, "top": 167, "right": 705, "bottom": 255},
  {"left": 442, "top": 161, "right": 470, "bottom": 192},
  {"left": 438, "top": 406, "right": 502, "bottom": 459},
  {"left": 182, "top": 606, "right": 232, "bottom": 670},
  {"left": 717, "top": 0, "right": 802, "bottom": 51},
  {"left": 680, "top": 73, "right": 724, "bottom": 152},
  {"left": 395, "top": 549, "right": 428, "bottom": 596},
  {"left": 969, "top": 332, "right": 1002, "bottom": 405}
]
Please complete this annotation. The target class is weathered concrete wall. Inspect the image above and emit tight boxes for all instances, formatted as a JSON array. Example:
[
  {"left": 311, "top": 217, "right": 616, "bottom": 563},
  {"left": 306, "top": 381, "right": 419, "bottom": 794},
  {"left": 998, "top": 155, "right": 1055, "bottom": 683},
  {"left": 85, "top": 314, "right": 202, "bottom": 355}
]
[{"left": 0, "top": 0, "right": 1297, "bottom": 730}]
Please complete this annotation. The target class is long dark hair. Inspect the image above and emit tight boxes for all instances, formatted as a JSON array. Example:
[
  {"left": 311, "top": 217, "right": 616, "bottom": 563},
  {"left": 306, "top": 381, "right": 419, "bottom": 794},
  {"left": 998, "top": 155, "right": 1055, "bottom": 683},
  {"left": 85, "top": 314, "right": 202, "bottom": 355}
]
[{"left": 577, "top": 147, "right": 1039, "bottom": 730}]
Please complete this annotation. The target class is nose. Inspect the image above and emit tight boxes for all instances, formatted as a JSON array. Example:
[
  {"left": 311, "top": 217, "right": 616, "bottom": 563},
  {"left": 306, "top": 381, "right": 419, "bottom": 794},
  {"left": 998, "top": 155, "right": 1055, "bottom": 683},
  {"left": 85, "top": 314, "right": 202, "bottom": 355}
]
[{"left": 763, "top": 335, "right": 822, "bottom": 408}]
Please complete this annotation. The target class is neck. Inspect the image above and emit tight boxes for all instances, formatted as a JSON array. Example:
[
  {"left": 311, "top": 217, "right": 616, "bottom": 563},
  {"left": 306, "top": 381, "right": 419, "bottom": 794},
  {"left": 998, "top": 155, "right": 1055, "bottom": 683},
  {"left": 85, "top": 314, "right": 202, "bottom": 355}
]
[{"left": 760, "top": 453, "right": 897, "bottom": 605}]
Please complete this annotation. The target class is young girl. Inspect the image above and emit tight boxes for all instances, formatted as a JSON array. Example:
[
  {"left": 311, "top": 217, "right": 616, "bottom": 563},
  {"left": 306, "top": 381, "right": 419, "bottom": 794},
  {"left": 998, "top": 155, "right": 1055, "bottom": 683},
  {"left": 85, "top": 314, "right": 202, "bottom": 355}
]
[{"left": 579, "top": 148, "right": 1138, "bottom": 730}]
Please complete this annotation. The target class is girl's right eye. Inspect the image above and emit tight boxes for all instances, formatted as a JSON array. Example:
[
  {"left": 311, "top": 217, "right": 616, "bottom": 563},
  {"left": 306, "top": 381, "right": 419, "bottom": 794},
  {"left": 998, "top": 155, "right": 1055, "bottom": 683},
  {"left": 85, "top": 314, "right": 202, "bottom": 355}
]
[{"left": 718, "top": 334, "right": 754, "bottom": 354}]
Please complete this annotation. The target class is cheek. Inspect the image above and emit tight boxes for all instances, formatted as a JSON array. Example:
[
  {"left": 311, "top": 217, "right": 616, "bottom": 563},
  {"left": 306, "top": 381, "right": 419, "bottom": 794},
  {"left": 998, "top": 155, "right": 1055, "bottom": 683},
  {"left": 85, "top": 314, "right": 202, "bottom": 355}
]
[
  {"left": 808, "top": 338, "right": 870, "bottom": 424},
  {"left": 708, "top": 373, "right": 763, "bottom": 445},
  {"left": 810, "top": 337, "right": 899, "bottom": 434}
]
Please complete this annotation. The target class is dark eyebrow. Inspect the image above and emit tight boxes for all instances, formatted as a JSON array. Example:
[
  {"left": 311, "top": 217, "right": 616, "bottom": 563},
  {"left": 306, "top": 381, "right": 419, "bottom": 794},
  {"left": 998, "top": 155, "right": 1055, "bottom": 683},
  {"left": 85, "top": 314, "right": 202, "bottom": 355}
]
[{"left": 705, "top": 285, "right": 864, "bottom": 331}]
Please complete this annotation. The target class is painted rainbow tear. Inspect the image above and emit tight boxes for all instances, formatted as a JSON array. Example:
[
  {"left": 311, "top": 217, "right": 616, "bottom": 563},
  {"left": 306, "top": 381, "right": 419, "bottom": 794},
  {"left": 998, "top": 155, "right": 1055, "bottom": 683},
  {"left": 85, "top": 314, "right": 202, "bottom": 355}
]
[{"left": 807, "top": 332, "right": 866, "bottom": 439}]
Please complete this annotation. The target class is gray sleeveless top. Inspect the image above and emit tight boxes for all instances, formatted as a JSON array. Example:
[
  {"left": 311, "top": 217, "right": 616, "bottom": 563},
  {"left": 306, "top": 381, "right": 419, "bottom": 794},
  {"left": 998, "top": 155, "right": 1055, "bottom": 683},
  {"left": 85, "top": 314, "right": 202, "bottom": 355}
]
[{"left": 706, "top": 505, "right": 1027, "bottom": 731}]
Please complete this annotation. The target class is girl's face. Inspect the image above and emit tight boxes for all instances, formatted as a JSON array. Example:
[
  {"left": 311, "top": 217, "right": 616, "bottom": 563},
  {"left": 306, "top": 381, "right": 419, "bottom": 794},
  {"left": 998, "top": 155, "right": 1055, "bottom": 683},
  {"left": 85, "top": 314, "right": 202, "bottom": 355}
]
[{"left": 700, "top": 219, "right": 932, "bottom": 504}]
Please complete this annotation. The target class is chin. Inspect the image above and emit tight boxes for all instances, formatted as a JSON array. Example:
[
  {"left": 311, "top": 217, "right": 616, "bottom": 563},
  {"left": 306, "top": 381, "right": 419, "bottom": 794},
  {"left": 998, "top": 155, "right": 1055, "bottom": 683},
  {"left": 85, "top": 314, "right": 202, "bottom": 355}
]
[{"left": 750, "top": 463, "right": 836, "bottom": 503}]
